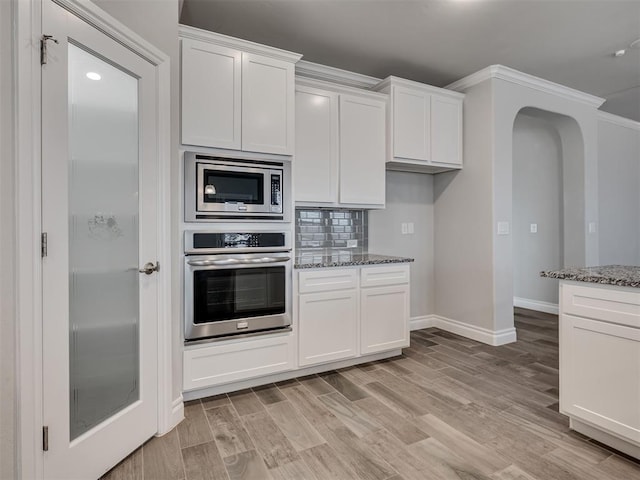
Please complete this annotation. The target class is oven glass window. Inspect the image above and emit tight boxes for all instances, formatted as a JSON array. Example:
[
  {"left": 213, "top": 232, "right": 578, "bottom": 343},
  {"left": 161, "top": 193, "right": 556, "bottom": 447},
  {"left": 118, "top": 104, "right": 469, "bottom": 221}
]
[
  {"left": 203, "top": 170, "right": 264, "bottom": 204},
  {"left": 193, "top": 266, "right": 285, "bottom": 323}
]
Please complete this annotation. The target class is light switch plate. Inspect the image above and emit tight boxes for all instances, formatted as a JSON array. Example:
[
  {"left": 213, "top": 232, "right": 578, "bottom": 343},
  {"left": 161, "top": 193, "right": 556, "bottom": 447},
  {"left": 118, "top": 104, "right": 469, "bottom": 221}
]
[
  {"left": 530, "top": 223, "right": 538, "bottom": 233},
  {"left": 588, "top": 222, "right": 597, "bottom": 234},
  {"left": 497, "top": 221, "right": 510, "bottom": 235},
  {"left": 401, "top": 223, "right": 408, "bottom": 235},
  {"left": 407, "top": 222, "right": 414, "bottom": 234}
]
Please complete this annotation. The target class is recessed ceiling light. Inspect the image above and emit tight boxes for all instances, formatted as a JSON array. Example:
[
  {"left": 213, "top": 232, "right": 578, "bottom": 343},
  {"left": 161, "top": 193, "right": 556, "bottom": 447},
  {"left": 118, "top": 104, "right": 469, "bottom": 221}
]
[{"left": 86, "top": 72, "right": 101, "bottom": 81}]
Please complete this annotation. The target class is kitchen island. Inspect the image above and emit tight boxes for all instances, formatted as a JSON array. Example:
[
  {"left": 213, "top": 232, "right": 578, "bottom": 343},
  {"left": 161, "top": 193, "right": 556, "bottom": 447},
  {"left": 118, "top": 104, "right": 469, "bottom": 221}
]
[{"left": 541, "top": 265, "right": 640, "bottom": 459}]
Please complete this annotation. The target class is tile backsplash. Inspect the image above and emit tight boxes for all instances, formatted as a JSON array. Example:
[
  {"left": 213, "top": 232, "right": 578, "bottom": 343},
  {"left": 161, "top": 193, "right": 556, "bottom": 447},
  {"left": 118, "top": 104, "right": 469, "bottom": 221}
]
[{"left": 295, "top": 208, "right": 368, "bottom": 251}]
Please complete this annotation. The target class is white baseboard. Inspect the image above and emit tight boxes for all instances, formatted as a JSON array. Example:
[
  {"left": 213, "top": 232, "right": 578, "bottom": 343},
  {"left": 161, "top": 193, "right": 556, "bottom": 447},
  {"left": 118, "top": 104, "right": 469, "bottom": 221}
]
[
  {"left": 513, "top": 297, "right": 559, "bottom": 315},
  {"left": 410, "top": 315, "right": 434, "bottom": 330},
  {"left": 157, "top": 395, "right": 184, "bottom": 436},
  {"left": 411, "top": 314, "right": 517, "bottom": 346}
]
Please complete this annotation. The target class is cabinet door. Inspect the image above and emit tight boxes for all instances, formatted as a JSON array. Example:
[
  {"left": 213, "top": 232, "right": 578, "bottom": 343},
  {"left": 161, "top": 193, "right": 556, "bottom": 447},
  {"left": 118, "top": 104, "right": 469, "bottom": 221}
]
[
  {"left": 562, "top": 314, "right": 640, "bottom": 443},
  {"left": 298, "top": 291, "right": 358, "bottom": 366},
  {"left": 242, "top": 53, "right": 294, "bottom": 155},
  {"left": 392, "top": 86, "right": 430, "bottom": 161},
  {"left": 181, "top": 39, "right": 241, "bottom": 149},
  {"left": 294, "top": 86, "right": 338, "bottom": 203},
  {"left": 339, "top": 95, "right": 386, "bottom": 206},
  {"left": 360, "top": 285, "right": 409, "bottom": 355},
  {"left": 431, "top": 95, "right": 462, "bottom": 166}
]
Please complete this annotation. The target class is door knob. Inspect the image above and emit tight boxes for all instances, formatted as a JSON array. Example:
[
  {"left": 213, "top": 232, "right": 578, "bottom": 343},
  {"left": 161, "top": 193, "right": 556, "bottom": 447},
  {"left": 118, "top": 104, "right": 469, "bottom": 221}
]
[{"left": 139, "top": 262, "right": 160, "bottom": 275}]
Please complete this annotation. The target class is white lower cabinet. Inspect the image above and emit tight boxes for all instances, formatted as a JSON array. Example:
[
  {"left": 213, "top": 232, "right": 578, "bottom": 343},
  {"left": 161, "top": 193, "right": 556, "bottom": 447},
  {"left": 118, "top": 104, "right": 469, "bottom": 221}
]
[
  {"left": 298, "top": 290, "right": 358, "bottom": 366},
  {"left": 361, "top": 284, "right": 410, "bottom": 355},
  {"left": 297, "top": 264, "right": 410, "bottom": 367},
  {"left": 560, "top": 282, "right": 640, "bottom": 456},
  {"left": 183, "top": 331, "right": 294, "bottom": 391}
]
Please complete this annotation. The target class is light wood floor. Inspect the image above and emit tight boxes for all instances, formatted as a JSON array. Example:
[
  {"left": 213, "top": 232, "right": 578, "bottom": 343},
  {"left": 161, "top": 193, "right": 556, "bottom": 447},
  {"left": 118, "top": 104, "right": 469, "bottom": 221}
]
[{"left": 103, "top": 308, "right": 640, "bottom": 480}]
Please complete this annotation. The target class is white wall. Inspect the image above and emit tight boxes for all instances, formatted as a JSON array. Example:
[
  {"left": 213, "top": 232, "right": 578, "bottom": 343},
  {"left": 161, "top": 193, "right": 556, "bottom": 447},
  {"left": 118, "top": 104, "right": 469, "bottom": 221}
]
[
  {"left": 0, "top": 1, "right": 16, "bottom": 477},
  {"left": 512, "top": 112, "right": 563, "bottom": 305},
  {"left": 597, "top": 114, "right": 640, "bottom": 266},
  {"left": 92, "top": 0, "right": 183, "bottom": 411},
  {"left": 369, "top": 171, "right": 434, "bottom": 318},
  {"left": 434, "top": 80, "right": 496, "bottom": 331},
  {"left": 437, "top": 68, "right": 601, "bottom": 343}
]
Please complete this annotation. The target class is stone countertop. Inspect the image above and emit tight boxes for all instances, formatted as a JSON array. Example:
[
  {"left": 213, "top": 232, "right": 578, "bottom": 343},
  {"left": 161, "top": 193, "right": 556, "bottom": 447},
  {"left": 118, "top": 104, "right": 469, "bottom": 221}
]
[
  {"left": 540, "top": 265, "right": 640, "bottom": 288},
  {"left": 294, "top": 251, "right": 414, "bottom": 269}
]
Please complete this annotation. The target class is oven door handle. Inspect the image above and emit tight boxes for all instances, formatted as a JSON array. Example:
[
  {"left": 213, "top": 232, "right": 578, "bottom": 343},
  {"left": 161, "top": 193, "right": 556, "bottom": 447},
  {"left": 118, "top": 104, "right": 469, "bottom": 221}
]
[
  {"left": 239, "top": 256, "right": 290, "bottom": 264},
  {"left": 187, "top": 259, "right": 242, "bottom": 266}
]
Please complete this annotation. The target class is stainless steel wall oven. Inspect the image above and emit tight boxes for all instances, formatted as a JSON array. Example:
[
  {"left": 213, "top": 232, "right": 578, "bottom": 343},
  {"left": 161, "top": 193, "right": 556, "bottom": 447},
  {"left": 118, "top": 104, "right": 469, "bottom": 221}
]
[
  {"left": 184, "top": 152, "right": 290, "bottom": 222},
  {"left": 184, "top": 230, "right": 292, "bottom": 342}
]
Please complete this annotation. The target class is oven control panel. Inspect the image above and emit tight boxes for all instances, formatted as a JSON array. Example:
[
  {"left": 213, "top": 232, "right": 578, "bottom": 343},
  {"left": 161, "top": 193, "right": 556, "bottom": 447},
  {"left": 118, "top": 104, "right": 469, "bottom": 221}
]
[{"left": 186, "top": 231, "right": 290, "bottom": 253}]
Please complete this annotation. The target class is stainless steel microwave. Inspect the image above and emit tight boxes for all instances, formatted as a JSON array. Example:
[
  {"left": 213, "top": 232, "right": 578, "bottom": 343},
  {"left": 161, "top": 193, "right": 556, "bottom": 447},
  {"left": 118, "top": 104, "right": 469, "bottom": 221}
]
[{"left": 184, "top": 152, "right": 290, "bottom": 221}]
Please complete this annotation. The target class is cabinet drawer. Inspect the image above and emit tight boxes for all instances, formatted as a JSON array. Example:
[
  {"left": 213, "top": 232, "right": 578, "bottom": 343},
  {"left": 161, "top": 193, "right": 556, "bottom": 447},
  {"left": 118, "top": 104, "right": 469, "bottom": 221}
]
[
  {"left": 183, "top": 333, "right": 293, "bottom": 391},
  {"left": 361, "top": 264, "right": 410, "bottom": 288},
  {"left": 562, "top": 314, "right": 640, "bottom": 444},
  {"left": 562, "top": 283, "right": 640, "bottom": 328},
  {"left": 298, "top": 268, "right": 358, "bottom": 294}
]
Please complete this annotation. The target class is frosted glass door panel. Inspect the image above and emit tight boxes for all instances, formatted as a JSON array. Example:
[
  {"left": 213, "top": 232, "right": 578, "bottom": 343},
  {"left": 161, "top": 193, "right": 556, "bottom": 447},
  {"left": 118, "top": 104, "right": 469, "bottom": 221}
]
[{"left": 68, "top": 44, "right": 140, "bottom": 440}]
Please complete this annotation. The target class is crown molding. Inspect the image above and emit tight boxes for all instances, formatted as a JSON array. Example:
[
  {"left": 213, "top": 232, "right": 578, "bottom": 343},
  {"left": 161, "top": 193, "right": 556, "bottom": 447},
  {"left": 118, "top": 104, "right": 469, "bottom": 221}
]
[
  {"left": 178, "top": 24, "right": 302, "bottom": 63},
  {"left": 296, "top": 76, "right": 388, "bottom": 101},
  {"left": 374, "top": 75, "right": 465, "bottom": 100},
  {"left": 598, "top": 111, "right": 640, "bottom": 130},
  {"left": 295, "top": 60, "right": 380, "bottom": 89},
  {"left": 446, "top": 64, "right": 605, "bottom": 108}
]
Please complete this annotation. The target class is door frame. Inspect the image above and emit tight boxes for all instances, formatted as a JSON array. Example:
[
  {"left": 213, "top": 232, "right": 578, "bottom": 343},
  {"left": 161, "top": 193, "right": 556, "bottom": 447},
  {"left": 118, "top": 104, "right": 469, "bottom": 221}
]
[{"left": 13, "top": 1, "right": 178, "bottom": 477}]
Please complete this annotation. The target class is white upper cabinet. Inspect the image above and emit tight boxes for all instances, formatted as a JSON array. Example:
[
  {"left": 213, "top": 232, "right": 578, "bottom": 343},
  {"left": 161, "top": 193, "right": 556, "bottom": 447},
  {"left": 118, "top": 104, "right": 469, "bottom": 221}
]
[
  {"left": 392, "top": 85, "right": 430, "bottom": 161},
  {"left": 339, "top": 94, "right": 386, "bottom": 206},
  {"left": 431, "top": 95, "right": 462, "bottom": 167},
  {"left": 180, "top": 26, "right": 301, "bottom": 155},
  {"left": 294, "top": 85, "right": 338, "bottom": 203},
  {"left": 294, "top": 78, "right": 386, "bottom": 208},
  {"left": 181, "top": 39, "right": 241, "bottom": 150},
  {"left": 374, "top": 76, "right": 464, "bottom": 173}
]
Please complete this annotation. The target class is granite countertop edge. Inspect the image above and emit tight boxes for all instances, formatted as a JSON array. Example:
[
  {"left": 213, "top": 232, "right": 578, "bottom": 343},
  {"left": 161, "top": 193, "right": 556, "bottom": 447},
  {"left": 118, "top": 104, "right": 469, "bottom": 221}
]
[
  {"left": 540, "top": 265, "right": 640, "bottom": 289},
  {"left": 294, "top": 255, "right": 415, "bottom": 269}
]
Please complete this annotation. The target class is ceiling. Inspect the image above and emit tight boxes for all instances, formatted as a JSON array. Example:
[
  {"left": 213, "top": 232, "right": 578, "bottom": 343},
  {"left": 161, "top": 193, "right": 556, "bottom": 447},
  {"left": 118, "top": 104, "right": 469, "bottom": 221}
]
[{"left": 180, "top": 0, "right": 640, "bottom": 122}]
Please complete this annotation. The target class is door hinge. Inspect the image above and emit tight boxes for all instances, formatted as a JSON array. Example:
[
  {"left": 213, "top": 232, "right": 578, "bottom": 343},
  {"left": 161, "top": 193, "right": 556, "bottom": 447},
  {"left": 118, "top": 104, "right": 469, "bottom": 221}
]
[
  {"left": 40, "top": 34, "right": 58, "bottom": 65},
  {"left": 42, "top": 426, "right": 49, "bottom": 451},
  {"left": 41, "top": 232, "right": 48, "bottom": 258}
]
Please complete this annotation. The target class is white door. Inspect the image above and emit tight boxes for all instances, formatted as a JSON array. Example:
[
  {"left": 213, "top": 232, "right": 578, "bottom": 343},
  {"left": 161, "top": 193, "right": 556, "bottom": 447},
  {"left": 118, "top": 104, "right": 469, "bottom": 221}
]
[
  {"left": 41, "top": 1, "right": 159, "bottom": 478},
  {"left": 294, "top": 85, "right": 338, "bottom": 204},
  {"left": 242, "top": 52, "right": 295, "bottom": 155},
  {"left": 339, "top": 94, "right": 386, "bottom": 206},
  {"left": 181, "top": 38, "right": 242, "bottom": 149}
]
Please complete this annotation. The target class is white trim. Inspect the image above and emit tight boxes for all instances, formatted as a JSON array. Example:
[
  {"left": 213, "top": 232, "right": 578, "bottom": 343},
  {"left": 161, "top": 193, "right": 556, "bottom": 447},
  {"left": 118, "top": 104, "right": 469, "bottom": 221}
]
[
  {"left": 15, "top": 0, "right": 175, "bottom": 475},
  {"left": 513, "top": 297, "right": 559, "bottom": 315},
  {"left": 446, "top": 64, "right": 605, "bottom": 108},
  {"left": 183, "top": 349, "right": 401, "bottom": 401},
  {"left": 410, "top": 315, "right": 434, "bottom": 331},
  {"left": 570, "top": 418, "right": 640, "bottom": 459},
  {"left": 295, "top": 76, "right": 388, "bottom": 101},
  {"left": 295, "top": 59, "right": 380, "bottom": 89},
  {"left": 178, "top": 24, "right": 302, "bottom": 64},
  {"left": 597, "top": 111, "right": 640, "bottom": 130},
  {"left": 374, "top": 76, "right": 464, "bottom": 100},
  {"left": 411, "top": 314, "right": 517, "bottom": 345},
  {"left": 16, "top": 0, "right": 43, "bottom": 477},
  {"left": 429, "top": 315, "right": 517, "bottom": 346}
]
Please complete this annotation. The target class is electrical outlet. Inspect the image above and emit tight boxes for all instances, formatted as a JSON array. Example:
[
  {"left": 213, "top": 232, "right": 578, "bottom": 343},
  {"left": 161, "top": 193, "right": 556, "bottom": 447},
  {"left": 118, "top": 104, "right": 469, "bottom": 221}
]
[
  {"left": 347, "top": 239, "right": 358, "bottom": 248},
  {"left": 407, "top": 222, "right": 414, "bottom": 234},
  {"left": 530, "top": 223, "right": 538, "bottom": 233},
  {"left": 588, "top": 222, "right": 597, "bottom": 234},
  {"left": 401, "top": 223, "right": 408, "bottom": 235}
]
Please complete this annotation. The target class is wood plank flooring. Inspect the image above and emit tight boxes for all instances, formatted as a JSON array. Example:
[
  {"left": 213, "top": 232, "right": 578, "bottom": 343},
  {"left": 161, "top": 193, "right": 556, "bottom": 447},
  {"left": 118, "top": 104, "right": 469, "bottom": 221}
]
[{"left": 102, "top": 308, "right": 640, "bottom": 480}]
